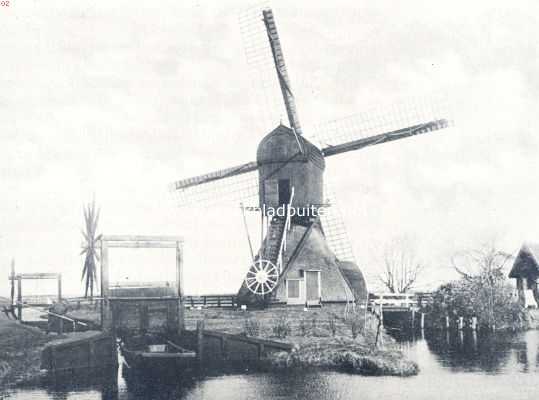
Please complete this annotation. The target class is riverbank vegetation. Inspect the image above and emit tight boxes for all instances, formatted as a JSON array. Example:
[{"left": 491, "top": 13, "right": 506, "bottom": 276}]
[
  {"left": 185, "top": 306, "right": 418, "bottom": 377},
  {"left": 0, "top": 318, "right": 52, "bottom": 387},
  {"left": 428, "top": 243, "right": 528, "bottom": 331}
]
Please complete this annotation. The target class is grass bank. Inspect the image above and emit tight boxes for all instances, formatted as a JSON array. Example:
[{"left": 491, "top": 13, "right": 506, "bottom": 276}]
[
  {"left": 185, "top": 306, "right": 418, "bottom": 377},
  {"left": 0, "top": 316, "right": 52, "bottom": 387}
]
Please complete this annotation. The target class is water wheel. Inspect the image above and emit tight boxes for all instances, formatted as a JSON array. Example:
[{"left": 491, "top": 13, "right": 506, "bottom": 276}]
[{"left": 245, "top": 259, "right": 279, "bottom": 295}]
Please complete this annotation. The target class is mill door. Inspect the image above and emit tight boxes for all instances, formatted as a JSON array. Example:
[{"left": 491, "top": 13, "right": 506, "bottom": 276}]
[
  {"left": 305, "top": 270, "right": 321, "bottom": 302},
  {"left": 278, "top": 179, "right": 291, "bottom": 205}
]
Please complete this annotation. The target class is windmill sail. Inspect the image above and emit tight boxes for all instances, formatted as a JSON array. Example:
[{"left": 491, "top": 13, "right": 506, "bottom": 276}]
[
  {"left": 309, "top": 95, "right": 453, "bottom": 152},
  {"left": 170, "top": 161, "right": 259, "bottom": 207},
  {"left": 322, "top": 119, "right": 449, "bottom": 157},
  {"left": 320, "top": 186, "right": 356, "bottom": 263},
  {"left": 239, "top": 4, "right": 289, "bottom": 135},
  {"left": 262, "top": 9, "right": 302, "bottom": 136}
]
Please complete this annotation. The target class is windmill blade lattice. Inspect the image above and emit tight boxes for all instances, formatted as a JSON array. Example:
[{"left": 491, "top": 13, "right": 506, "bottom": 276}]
[
  {"left": 171, "top": 170, "right": 258, "bottom": 207},
  {"left": 170, "top": 162, "right": 259, "bottom": 207},
  {"left": 309, "top": 94, "right": 454, "bottom": 153},
  {"left": 239, "top": 3, "right": 290, "bottom": 135},
  {"left": 321, "top": 184, "right": 356, "bottom": 263}
]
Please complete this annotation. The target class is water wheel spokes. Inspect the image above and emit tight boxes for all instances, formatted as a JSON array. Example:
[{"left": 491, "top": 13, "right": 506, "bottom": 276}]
[{"left": 245, "top": 259, "right": 279, "bottom": 295}]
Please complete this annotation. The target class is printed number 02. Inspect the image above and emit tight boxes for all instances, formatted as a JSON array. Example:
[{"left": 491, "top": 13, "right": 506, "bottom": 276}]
[{"left": 1, "top": 1, "right": 9, "bottom": 6}]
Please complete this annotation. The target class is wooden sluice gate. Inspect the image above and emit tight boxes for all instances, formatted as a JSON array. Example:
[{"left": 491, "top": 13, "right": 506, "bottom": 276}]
[
  {"left": 181, "top": 321, "right": 293, "bottom": 364},
  {"left": 40, "top": 235, "right": 294, "bottom": 375},
  {"left": 41, "top": 332, "right": 118, "bottom": 374}
]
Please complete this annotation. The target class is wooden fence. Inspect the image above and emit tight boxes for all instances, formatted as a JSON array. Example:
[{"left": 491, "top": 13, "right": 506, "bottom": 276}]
[
  {"left": 180, "top": 321, "right": 293, "bottom": 363},
  {"left": 184, "top": 294, "right": 237, "bottom": 309},
  {"left": 368, "top": 292, "right": 433, "bottom": 311}
]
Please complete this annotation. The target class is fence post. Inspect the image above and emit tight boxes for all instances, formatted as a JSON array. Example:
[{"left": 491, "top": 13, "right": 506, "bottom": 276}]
[
  {"left": 471, "top": 317, "right": 477, "bottom": 331},
  {"left": 258, "top": 343, "right": 265, "bottom": 360},
  {"left": 221, "top": 336, "right": 227, "bottom": 360},
  {"left": 197, "top": 320, "right": 205, "bottom": 365},
  {"left": 17, "top": 277, "right": 22, "bottom": 321}
]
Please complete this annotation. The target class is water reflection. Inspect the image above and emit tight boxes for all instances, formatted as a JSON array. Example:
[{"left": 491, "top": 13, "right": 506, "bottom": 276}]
[
  {"left": 4, "top": 330, "right": 539, "bottom": 400},
  {"left": 395, "top": 329, "right": 539, "bottom": 375}
]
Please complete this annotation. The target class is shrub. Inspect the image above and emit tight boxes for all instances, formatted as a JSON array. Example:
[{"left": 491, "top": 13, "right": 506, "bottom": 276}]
[
  {"left": 272, "top": 315, "right": 291, "bottom": 338},
  {"left": 243, "top": 317, "right": 260, "bottom": 337},
  {"left": 349, "top": 317, "right": 361, "bottom": 339},
  {"left": 299, "top": 318, "right": 308, "bottom": 336}
]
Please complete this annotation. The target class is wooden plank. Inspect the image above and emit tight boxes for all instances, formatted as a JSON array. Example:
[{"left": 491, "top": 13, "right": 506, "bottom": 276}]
[
  {"left": 202, "top": 329, "right": 293, "bottom": 350},
  {"left": 17, "top": 278, "right": 22, "bottom": 321},
  {"left": 108, "top": 296, "right": 180, "bottom": 301},
  {"left": 197, "top": 320, "right": 204, "bottom": 364},
  {"left": 140, "top": 352, "right": 196, "bottom": 359},
  {"left": 106, "top": 242, "right": 178, "bottom": 248},
  {"left": 57, "top": 274, "right": 62, "bottom": 301},
  {"left": 100, "top": 240, "right": 111, "bottom": 331},
  {"left": 176, "top": 242, "right": 183, "bottom": 298},
  {"left": 101, "top": 235, "right": 184, "bottom": 242},
  {"left": 14, "top": 273, "right": 61, "bottom": 280}
]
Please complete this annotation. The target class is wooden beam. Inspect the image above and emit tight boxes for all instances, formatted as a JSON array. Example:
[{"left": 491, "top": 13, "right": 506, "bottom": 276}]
[
  {"left": 100, "top": 235, "right": 184, "bottom": 242},
  {"left": 17, "top": 277, "right": 22, "bottom": 321},
  {"left": 13, "top": 273, "right": 61, "bottom": 280},
  {"left": 105, "top": 241, "right": 178, "bottom": 248},
  {"left": 176, "top": 242, "right": 183, "bottom": 298},
  {"left": 57, "top": 274, "right": 62, "bottom": 301},
  {"left": 108, "top": 296, "right": 180, "bottom": 301},
  {"left": 100, "top": 240, "right": 111, "bottom": 331}
]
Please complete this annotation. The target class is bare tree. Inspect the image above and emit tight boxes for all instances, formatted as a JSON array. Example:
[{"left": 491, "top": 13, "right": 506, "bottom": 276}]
[
  {"left": 451, "top": 242, "right": 512, "bottom": 282},
  {"left": 378, "top": 237, "right": 424, "bottom": 293}
]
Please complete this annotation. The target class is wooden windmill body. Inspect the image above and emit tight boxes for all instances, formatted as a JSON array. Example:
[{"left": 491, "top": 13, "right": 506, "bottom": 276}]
[{"left": 171, "top": 8, "right": 452, "bottom": 307}]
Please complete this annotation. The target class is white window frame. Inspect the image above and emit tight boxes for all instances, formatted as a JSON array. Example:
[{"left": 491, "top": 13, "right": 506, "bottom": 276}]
[{"left": 286, "top": 278, "right": 305, "bottom": 305}]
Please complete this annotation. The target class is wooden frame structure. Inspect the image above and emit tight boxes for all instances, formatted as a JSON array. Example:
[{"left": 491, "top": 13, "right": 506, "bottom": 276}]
[
  {"left": 99, "top": 235, "right": 184, "bottom": 334},
  {"left": 8, "top": 272, "right": 62, "bottom": 321}
]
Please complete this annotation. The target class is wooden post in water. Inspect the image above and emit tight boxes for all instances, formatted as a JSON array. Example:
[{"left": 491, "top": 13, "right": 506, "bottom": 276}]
[
  {"left": 197, "top": 320, "right": 205, "bottom": 365},
  {"left": 57, "top": 274, "right": 62, "bottom": 302},
  {"left": 471, "top": 317, "right": 478, "bottom": 331},
  {"left": 17, "top": 276, "right": 22, "bottom": 321},
  {"left": 458, "top": 316, "right": 464, "bottom": 330},
  {"left": 420, "top": 313, "right": 425, "bottom": 330},
  {"left": 411, "top": 309, "right": 415, "bottom": 331},
  {"left": 176, "top": 241, "right": 184, "bottom": 332},
  {"left": 100, "top": 240, "right": 111, "bottom": 331},
  {"left": 445, "top": 315, "right": 450, "bottom": 330}
]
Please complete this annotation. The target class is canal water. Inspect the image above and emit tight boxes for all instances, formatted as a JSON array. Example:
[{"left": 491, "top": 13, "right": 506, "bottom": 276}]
[{"left": 3, "top": 329, "right": 539, "bottom": 400}]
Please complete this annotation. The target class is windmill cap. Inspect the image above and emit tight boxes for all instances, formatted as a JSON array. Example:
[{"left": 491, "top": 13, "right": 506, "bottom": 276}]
[{"left": 257, "top": 124, "right": 325, "bottom": 169}]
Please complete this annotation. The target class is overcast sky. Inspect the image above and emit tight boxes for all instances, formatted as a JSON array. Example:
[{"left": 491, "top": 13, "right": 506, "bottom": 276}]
[{"left": 1, "top": 0, "right": 538, "bottom": 297}]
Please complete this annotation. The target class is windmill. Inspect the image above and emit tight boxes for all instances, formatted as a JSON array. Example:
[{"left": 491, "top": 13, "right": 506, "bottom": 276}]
[{"left": 171, "top": 7, "right": 452, "bottom": 306}]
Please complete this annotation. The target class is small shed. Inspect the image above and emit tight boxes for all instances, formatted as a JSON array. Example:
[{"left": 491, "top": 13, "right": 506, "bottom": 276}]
[{"left": 508, "top": 243, "right": 539, "bottom": 307}]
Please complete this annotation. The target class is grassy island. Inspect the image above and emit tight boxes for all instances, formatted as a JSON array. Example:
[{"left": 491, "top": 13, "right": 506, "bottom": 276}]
[{"left": 185, "top": 306, "right": 419, "bottom": 377}]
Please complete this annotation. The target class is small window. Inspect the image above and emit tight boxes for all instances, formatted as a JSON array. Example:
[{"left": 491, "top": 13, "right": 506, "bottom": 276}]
[{"left": 287, "top": 280, "right": 300, "bottom": 298}]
